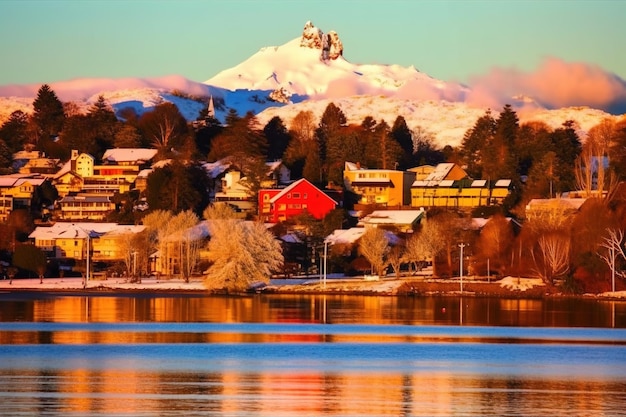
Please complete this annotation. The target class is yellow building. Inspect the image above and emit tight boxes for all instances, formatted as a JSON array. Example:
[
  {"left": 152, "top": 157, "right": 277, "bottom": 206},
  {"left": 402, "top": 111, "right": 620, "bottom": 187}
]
[
  {"left": 54, "top": 149, "right": 154, "bottom": 197},
  {"left": 410, "top": 163, "right": 511, "bottom": 209},
  {"left": 0, "top": 174, "right": 50, "bottom": 220},
  {"left": 57, "top": 194, "right": 116, "bottom": 221},
  {"left": 29, "top": 222, "right": 145, "bottom": 262},
  {"left": 343, "top": 162, "right": 416, "bottom": 207}
]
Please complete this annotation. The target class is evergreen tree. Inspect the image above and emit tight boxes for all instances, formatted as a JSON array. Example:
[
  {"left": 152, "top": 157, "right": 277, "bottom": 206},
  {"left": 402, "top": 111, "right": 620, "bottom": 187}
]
[
  {"left": 549, "top": 120, "right": 582, "bottom": 194},
  {"left": 316, "top": 103, "right": 346, "bottom": 180},
  {"left": 326, "top": 129, "right": 364, "bottom": 185},
  {"left": 32, "top": 84, "right": 65, "bottom": 143},
  {"left": 390, "top": 115, "right": 414, "bottom": 168},
  {"left": 113, "top": 124, "right": 142, "bottom": 148},
  {"left": 146, "top": 161, "right": 210, "bottom": 215},
  {"left": 0, "top": 110, "right": 29, "bottom": 153},
  {"left": 372, "top": 120, "right": 403, "bottom": 169},
  {"left": 460, "top": 110, "right": 496, "bottom": 178},
  {"left": 0, "top": 139, "right": 13, "bottom": 174},
  {"left": 264, "top": 116, "right": 291, "bottom": 161},
  {"left": 208, "top": 111, "right": 266, "bottom": 165}
]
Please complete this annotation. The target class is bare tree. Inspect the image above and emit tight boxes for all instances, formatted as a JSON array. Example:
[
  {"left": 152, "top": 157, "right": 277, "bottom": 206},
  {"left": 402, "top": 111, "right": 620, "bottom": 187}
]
[
  {"left": 358, "top": 228, "right": 389, "bottom": 276},
  {"left": 598, "top": 228, "right": 626, "bottom": 292},
  {"left": 169, "top": 211, "right": 201, "bottom": 282},
  {"left": 531, "top": 231, "right": 571, "bottom": 285},
  {"left": 387, "top": 245, "right": 404, "bottom": 278},
  {"left": 143, "top": 210, "right": 175, "bottom": 278},
  {"left": 403, "top": 221, "right": 445, "bottom": 276}
]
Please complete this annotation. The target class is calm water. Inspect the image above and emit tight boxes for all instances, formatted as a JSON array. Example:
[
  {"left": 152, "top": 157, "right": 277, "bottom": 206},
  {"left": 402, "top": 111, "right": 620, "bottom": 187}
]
[{"left": 1, "top": 293, "right": 626, "bottom": 416}]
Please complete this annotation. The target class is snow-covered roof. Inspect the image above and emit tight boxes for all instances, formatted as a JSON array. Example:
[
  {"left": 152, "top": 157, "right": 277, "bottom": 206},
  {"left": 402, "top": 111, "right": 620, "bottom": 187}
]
[
  {"left": 358, "top": 209, "right": 425, "bottom": 227},
  {"left": 29, "top": 222, "right": 143, "bottom": 240},
  {"left": 0, "top": 175, "right": 47, "bottom": 188},
  {"left": 137, "top": 168, "right": 152, "bottom": 178},
  {"left": 439, "top": 179, "right": 455, "bottom": 187},
  {"left": 471, "top": 180, "right": 487, "bottom": 187},
  {"left": 202, "top": 160, "right": 231, "bottom": 178},
  {"left": 495, "top": 179, "right": 512, "bottom": 187},
  {"left": 102, "top": 148, "right": 157, "bottom": 164},
  {"left": 269, "top": 178, "right": 335, "bottom": 205},
  {"left": 423, "top": 163, "right": 455, "bottom": 182},
  {"left": 325, "top": 227, "right": 366, "bottom": 245}
]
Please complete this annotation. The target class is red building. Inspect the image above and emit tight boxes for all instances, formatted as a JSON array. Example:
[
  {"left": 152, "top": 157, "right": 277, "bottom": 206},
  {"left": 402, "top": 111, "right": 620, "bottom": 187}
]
[{"left": 258, "top": 178, "right": 338, "bottom": 222}]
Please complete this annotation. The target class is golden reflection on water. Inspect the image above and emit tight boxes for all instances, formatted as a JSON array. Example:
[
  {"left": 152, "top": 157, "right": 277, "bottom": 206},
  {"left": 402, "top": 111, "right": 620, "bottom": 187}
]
[
  {"left": 1, "top": 294, "right": 623, "bottom": 327},
  {"left": 5, "top": 367, "right": 623, "bottom": 416}
]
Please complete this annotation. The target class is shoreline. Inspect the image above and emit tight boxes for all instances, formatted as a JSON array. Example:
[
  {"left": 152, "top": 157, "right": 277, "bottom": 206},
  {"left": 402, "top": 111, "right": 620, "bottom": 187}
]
[{"left": 1, "top": 275, "right": 626, "bottom": 301}]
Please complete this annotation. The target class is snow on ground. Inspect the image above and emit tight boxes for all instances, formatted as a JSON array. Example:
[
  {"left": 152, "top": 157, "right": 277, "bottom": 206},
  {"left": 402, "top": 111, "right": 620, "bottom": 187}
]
[
  {"left": 0, "top": 277, "right": 206, "bottom": 292},
  {"left": 498, "top": 276, "right": 545, "bottom": 291}
]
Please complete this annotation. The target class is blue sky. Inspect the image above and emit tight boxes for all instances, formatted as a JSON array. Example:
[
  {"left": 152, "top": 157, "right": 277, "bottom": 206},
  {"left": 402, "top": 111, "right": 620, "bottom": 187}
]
[{"left": 1, "top": 0, "right": 624, "bottom": 86}]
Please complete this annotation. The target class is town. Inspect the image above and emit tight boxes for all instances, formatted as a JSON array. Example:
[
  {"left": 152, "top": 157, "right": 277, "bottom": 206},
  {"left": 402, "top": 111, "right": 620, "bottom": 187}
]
[{"left": 1, "top": 84, "right": 625, "bottom": 295}]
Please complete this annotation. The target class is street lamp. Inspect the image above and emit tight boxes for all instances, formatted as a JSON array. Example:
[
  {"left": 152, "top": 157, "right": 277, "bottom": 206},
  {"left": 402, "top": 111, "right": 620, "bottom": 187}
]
[
  {"left": 458, "top": 243, "right": 467, "bottom": 293},
  {"left": 323, "top": 239, "right": 329, "bottom": 290}
]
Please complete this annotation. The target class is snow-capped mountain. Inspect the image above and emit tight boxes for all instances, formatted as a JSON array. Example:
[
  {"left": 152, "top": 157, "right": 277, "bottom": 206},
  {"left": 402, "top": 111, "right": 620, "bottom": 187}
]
[{"left": 0, "top": 21, "right": 623, "bottom": 148}]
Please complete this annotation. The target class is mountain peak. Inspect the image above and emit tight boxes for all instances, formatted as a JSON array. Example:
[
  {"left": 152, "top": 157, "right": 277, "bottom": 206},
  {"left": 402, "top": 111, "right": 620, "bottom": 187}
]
[{"left": 300, "top": 21, "right": 343, "bottom": 60}]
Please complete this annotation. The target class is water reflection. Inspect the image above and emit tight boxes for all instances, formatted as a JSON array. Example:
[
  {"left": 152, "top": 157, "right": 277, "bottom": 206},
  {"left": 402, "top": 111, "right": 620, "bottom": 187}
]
[
  {"left": 1, "top": 293, "right": 625, "bottom": 327},
  {"left": 1, "top": 293, "right": 626, "bottom": 416}
]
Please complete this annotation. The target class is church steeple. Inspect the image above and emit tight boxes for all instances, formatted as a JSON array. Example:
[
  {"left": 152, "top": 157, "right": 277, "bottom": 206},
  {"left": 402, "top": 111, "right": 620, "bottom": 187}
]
[{"left": 207, "top": 95, "right": 215, "bottom": 119}]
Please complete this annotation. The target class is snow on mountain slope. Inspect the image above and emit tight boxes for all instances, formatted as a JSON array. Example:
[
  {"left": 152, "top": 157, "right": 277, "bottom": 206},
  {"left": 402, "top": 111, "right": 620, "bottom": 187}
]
[
  {"left": 256, "top": 96, "right": 615, "bottom": 148},
  {"left": 204, "top": 36, "right": 468, "bottom": 102}
]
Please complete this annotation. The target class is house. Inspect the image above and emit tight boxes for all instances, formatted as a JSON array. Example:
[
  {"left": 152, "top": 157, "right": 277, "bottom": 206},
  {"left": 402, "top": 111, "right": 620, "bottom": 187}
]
[
  {"left": 525, "top": 197, "right": 587, "bottom": 220},
  {"left": 29, "top": 222, "right": 145, "bottom": 262},
  {"left": 54, "top": 149, "right": 153, "bottom": 197},
  {"left": 213, "top": 170, "right": 254, "bottom": 212},
  {"left": 258, "top": 178, "right": 338, "bottom": 222},
  {"left": 410, "top": 163, "right": 512, "bottom": 209},
  {"left": 101, "top": 148, "right": 157, "bottom": 166},
  {"left": 210, "top": 160, "right": 291, "bottom": 212},
  {"left": 0, "top": 173, "right": 51, "bottom": 221},
  {"left": 56, "top": 194, "right": 116, "bottom": 221},
  {"left": 343, "top": 162, "right": 416, "bottom": 207}
]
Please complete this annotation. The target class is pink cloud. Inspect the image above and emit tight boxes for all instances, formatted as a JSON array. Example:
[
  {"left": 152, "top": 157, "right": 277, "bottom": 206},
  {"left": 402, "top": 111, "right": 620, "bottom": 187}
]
[
  {"left": 0, "top": 75, "right": 211, "bottom": 102},
  {"left": 467, "top": 57, "right": 626, "bottom": 113}
]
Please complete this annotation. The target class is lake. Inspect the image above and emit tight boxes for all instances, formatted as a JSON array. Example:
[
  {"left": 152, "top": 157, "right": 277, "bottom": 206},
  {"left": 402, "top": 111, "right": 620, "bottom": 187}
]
[{"left": 1, "top": 292, "right": 625, "bottom": 416}]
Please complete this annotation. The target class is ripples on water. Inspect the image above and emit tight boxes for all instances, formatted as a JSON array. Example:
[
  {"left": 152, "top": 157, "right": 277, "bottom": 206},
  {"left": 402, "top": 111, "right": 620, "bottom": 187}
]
[{"left": 0, "top": 293, "right": 625, "bottom": 416}]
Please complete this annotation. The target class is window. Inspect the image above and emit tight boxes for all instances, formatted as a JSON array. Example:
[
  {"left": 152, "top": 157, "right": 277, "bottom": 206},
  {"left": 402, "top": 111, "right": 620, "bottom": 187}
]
[
  {"left": 303, "top": 193, "right": 308, "bottom": 199},
  {"left": 292, "top": 192, "right": 300, "bottom": 199}
]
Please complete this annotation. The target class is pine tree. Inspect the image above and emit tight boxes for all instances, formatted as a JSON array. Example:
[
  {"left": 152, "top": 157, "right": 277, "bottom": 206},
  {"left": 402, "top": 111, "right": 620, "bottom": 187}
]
[
  {"left": 264, "top": 116, "right": 291, "bottom": 161},
  {"left": 390, "top": 115, "right": 414, "bottom": 168},
  {"left": 0, "top": 110, "right": 29, "bottom": 153},
  {"left": 32, "top": 84, "right": 65, "bottom": 142},
  {"left": 460, "top": 110, "right": 496, "bottom": 178}
]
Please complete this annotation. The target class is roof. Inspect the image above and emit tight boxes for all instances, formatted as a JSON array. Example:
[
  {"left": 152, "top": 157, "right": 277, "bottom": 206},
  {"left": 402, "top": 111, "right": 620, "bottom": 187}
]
[
  {"left": 59, "top": 195, "right": 112, "bottom": 203},
  {"left": 423, "top": 163, "right": 455, "bottom": 182},
  {"left": 359, "top": 209, "right": 425, "bottom": 227},
  {"left": 0, "top": 175, "right": 47, "bottom": 188},
  {"left": 269, "top": 178, "right": 337, "bottom": 205},
  {"left": 102, "top": 148, "right": 158, "bottom": 163},
  {"left": 29, "top": 222, "right": 144, "bottom": 240},
  {"left": 202, "top": 160, "right": 231, "bottom": 178},
  {"left": 325, "top": 227, "right": 366, "bottom": 245}
]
